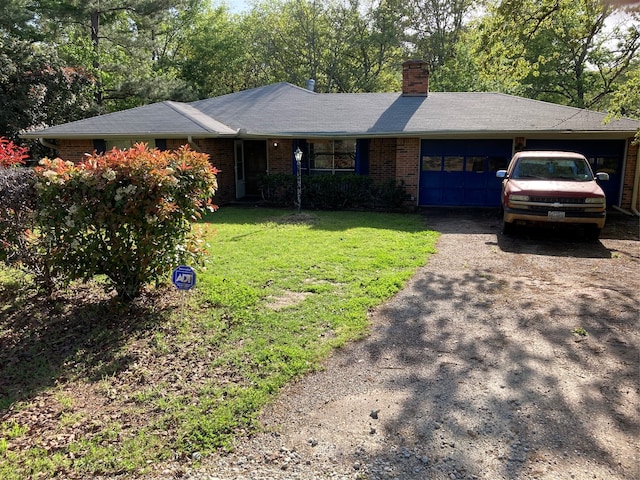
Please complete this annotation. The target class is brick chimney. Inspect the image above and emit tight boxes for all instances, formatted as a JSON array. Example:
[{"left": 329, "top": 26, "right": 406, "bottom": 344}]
[{"left": 402, "top": 60, "right": 429, "bottom": 96}]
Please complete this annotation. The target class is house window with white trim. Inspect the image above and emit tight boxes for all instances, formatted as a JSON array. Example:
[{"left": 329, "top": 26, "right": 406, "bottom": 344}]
[{"left": 308, "top": 140, "right": 356, "bottom": 174}]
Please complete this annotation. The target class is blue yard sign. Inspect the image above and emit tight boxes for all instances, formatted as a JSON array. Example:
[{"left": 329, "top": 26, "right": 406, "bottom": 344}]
[{"left": 172, "top": 265, "right": 196, "bottom": 290}]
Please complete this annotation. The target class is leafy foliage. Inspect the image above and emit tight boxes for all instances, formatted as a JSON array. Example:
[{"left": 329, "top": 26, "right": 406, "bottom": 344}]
[
  {"left": 257, "top": 173, "right": 409, "bottom": 211},
  {"left": 471, "top": 0, "right": 640, "bottom": 108},
  {"left": 0, "top": 138, "right": 29, "bottom": 167},
  {"left": 407, "top": 0, "right": 475, "bottom": 70},
  {"left": 0, "top": 142, "right": 54, "bottom": 288},
  {"left": 177, "top": 6, "right": 248, "bottom": 97},
  {"left": 238, "top": 0, "right": 404, "bottom": 93},
  {"left": 34, "top": 144, "right": 218, "bottom": 300},
  {"left": 0, "top": 34, "right": 98, "bottom": 144},
  {"left": 607, "top": 63, "right": 640, "bottom": 120},
  {"left": 1, "top": 0, "right": 638, "bottom": 137},
  {"left": 0, "top": 168, "right": 38, "bottom": 266}
]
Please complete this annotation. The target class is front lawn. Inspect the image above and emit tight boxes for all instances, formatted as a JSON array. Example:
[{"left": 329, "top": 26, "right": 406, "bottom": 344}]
[{"left": 0, "top": 207, "right": 438, "bottom": 479}]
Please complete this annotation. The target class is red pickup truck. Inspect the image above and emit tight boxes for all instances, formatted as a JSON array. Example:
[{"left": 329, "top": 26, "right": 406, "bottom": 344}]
[{"left": 496, "top": 151, "right": 609, "bottom": 239}]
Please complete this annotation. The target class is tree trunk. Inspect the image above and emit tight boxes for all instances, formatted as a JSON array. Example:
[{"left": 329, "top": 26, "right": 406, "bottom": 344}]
[{"left": 90, "top": 9, "right": 103, "bottom": 105}]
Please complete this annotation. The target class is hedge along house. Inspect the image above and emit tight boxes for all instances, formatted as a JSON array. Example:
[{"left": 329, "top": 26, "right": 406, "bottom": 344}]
[{"left": 22, "top": 60, "right": 640, "bottom": 212}]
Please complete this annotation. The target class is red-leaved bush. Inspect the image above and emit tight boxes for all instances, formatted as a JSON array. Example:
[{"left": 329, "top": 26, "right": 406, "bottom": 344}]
[
  {"left": 34, "top": 143, "right": 218, "bottom": 300},
  {"left": 0, "top": 137, "right": 29, "bottom": 167}
]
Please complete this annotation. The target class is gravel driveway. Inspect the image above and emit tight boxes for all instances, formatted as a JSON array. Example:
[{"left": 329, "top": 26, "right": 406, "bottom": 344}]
[{"left": 181, "top": 209, "right": 639, "bottom": 480}]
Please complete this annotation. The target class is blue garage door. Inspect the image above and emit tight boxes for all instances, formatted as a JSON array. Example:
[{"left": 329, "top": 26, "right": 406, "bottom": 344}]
[
  {"left": 419, "top": 139, "right": 512, "bottom": 206},
  {"left": 524, "top": 140, "right": 625, "bottom": 206}
]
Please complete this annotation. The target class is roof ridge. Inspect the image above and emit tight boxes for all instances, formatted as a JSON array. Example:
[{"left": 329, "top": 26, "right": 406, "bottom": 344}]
[{"left": 164, "top": 101, "right": 237, "bottom": 134}]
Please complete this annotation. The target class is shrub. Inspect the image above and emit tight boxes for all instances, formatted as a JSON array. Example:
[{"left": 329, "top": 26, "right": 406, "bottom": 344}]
[
  {"left": 34, "top": 144, "right": 218, "bottom": 300},
  {"left": 0, "top": 168, "right": 36, "bottom": 265},
  {"left": 257, "top": 174, "right": 296, "bottom": 207},
  {"left": 0, "top": 137, "right": 29, "bottom": 167},
  {"left": 301, "top": 174, "right": 373, "bottom": 210},
  {"left": 0, "top": 168, "right": 58, "bottom": 289},
  {"left": 258, "top": 174, "right": 409, "bottom": 211}
]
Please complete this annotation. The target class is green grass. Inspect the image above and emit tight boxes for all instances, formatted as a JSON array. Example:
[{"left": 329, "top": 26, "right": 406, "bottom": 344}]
[{"left": 0, "top": 207, "right": 438, "bottom": 478}]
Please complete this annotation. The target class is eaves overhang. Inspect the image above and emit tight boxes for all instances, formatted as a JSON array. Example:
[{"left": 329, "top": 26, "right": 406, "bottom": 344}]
[
  {"left": 23, "top": 129, "right": 638, "bottom": 142},
  {"left": 20, "top": 132, "right": 238, "bottom": 140},
  {"left": 233, "top": 129, "right": 638, "bottom": 140}
]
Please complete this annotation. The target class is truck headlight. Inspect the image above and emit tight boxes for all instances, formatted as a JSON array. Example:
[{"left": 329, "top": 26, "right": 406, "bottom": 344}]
[
  {"left": 510, "top": 194, "right": 529, "bottom": 201},
  {"left": 585, "top": 197, "right": 605, "bottom": 204}
]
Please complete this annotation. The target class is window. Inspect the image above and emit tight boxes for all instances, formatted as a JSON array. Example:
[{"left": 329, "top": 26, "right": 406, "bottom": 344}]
[
  {"left": 444, "top": 156, "right": 464, "bottom": 172},
  {"left": 93, "top": 139, "right": 106, "bottom": 154},
  {"left": 155, "top": 139, "right": 167, "bottom": 151},
  {"left": 308, "top": 140, "right": 356, "bottom": 174},
  {"left": 105, "top": 138, "right": 160, "bottom": 150},
  {"left": 422, "top": 156, "right": 441, "bottom": 171},
  {"left": 466, "top": 156, "right": 486, "bottom": 173},
  {"left": 422, "top": 154, "right": 509, "bottom": 173}
]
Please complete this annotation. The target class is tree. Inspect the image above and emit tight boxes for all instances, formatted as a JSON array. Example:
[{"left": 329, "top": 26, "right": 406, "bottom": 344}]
[
  {"left": 406, "top": 0, "right": 476, "bottom": 71},
  {"left": 235, "top": 0, "right": 403, "bottom": 93},
  {"left": 0, "top": 0, "right": 38, "bottom": 39},
  {"left": 607, "top": 63, "right": 640, "bottom": 120},
  {"left": 323, "top": 0, "right": 404, "bottom": 92},
  {"left": 0, "top": 32, "right": 98, "bottom": 146},
  {"left": 476, "top": 0, "right": 640, "bottom": 108},
  {"left": 429, "top": 27, "right": 487, "bottom": 92},
  {"left": 178, "top": 6, "right": 249, "bottom": 97},
  {"left": 33, "top": 0, "right": 205, "bottom": 109}
]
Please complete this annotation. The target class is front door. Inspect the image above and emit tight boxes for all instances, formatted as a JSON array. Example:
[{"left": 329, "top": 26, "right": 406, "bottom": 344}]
[
  {"left": 234, "top": 140, "right": 245, "bottom": 199},
  {"left": 243, "top": 140, "right": 268, "bottom": 196}
]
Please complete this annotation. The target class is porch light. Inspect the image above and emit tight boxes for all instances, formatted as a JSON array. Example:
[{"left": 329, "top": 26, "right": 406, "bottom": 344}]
[{"left": 294, "top": 147, "right": 303, "bottom": 213}]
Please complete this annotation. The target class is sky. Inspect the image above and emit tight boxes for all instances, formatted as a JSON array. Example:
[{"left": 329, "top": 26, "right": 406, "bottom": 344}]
[{"left": 216, "top": 0, "right": 251, "bottom": 13}]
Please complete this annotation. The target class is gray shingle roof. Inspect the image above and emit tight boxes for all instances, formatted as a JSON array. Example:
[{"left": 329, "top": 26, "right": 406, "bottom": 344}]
[
  {"left": 22, "top": 101, "right": 237, "bottom": 138},
  {"left": 22, "top": 82, "right": 640, "bottom": 139}
]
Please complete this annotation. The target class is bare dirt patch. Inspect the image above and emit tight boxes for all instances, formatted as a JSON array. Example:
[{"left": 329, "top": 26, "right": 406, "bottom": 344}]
[
  {"left": 266, "top": 290, "right": 312, "bottom": 311},
  {"left": 185, "top": 209, "right": 639, "bottom": 480},
  {"left": 271, "top": 212, "right": 319, "bottom": 225}
]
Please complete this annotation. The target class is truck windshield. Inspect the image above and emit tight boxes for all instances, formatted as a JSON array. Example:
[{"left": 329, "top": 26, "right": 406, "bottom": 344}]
[{"left": 512, "top": 158, "right": 594, "bottom": 181}]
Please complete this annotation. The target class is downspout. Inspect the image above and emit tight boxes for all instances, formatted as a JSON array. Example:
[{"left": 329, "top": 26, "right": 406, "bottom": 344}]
[
  {"left": 612, "top": 142, "right": 640, "bottom": 217},
  {"left": 187, "top": 136, "right": 202, "bottom": 152},
  {"left": 39, "top": 138, "right": 58, "bottom": 151},
  {"left": 632, "top": 145, "right": 640, "bottom": 216}
]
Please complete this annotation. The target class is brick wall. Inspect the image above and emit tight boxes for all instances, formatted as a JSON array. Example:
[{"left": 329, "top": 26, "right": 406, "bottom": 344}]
[
  {"left": 268, "top": 139, "right": 294, "bottom": 174},
  {"left": 56, "top": 139, "right": 95, "bottom": 162},
  {"left": 54, "top": 138, "right": 235, "bottom": 203},
  {"left": 369, "top": 138, "right": 397, "bottom": 181},
  {"left": 621, "top": 139, "right": 639, "bottom": 211},
  {"left": 194, "top": 138, "right": 235, "bottom": 204},
  {"left": 395, "top": 138, "right": 420, "bottom": 203}
]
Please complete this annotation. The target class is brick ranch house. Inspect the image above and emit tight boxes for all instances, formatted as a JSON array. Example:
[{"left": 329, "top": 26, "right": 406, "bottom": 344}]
[{"left": 22, "top": 60, "right": 640, "bottom": 212}]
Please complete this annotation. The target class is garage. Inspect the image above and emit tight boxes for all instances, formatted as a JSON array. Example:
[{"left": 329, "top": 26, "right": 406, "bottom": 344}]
[
  {"left": 523, "top": 139, "right": 625, "bottom": 206},
  {"left": 419, "top": 139, "right": 512, "bottom": 207},
  {"left": 418, "top": 138, "right": 626, "bottom": 207}
]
